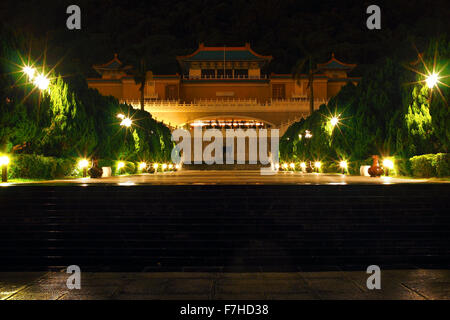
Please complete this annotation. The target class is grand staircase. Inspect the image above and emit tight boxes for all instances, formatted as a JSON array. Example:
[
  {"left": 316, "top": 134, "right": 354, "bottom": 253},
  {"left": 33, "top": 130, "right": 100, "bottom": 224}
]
[{"left": 0, "top": 184, "right": 448, "bottom": 271}]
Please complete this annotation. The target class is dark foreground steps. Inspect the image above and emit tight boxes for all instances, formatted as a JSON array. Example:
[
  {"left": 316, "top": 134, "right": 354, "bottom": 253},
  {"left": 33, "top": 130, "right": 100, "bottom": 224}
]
[{"left": 0, "top": 184, "right": 449, "bottom": 271}]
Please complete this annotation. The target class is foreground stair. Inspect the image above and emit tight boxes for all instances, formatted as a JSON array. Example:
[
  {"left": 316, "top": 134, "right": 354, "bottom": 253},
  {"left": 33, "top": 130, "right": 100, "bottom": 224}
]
[{"left": 0, "top": 184, "right": 448, "bottom": 271}]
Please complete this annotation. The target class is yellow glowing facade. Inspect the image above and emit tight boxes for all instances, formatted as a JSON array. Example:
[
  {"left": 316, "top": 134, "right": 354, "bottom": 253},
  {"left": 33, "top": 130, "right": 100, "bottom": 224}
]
[{"left": 87, "top": 44, "right": 360, "bottom": 134}]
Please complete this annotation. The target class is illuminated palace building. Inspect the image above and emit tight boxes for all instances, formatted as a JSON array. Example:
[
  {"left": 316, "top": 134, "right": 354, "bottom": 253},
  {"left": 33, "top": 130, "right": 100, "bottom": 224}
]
[{"left": 88, "top": 44, "right": 360, "bottom": 136}]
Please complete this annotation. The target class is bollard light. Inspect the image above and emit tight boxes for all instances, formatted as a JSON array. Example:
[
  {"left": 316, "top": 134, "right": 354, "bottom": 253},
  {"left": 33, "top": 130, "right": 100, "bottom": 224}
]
[
  {"left": 314, "top": 161, "right": 321, "bottom": 169},
  {"left": 78, "top": 159, "right": 90, "bottom": 177},
  {"left": 0, "top": 156, "right": 10, "bottom": 183},
  {"left": 139, "top": 162, "right": 147, "bottom": 171},
  {"left": 383, "top": 158, "right": 394, "bottom": 176},
  {"left": 339, "top": 160, "right": 348, "bottom": 174},
  {"left": 300, "top": 162, "right": 306, "bottom": 171},
  {"left": 117, "top": 161, "right": 125, "bottom": 174},
  {"left": 289, "top": 163, "right": 295, "bottom": 170}
]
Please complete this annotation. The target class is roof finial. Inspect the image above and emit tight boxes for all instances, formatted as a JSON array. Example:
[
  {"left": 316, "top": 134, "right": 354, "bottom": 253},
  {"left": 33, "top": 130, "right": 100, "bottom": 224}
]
[
  {"left": 114, "top": 53, "right": 118, "bottom": 59},
  {"left": 331, "top": 52, "right": 335, "bottom": 58}
]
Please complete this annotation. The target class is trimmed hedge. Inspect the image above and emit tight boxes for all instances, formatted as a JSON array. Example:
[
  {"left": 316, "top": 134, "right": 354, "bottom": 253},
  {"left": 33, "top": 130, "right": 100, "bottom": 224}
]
[
  {"left": 410, "top": 153, "right": 450, "bottom": 178},
  {"left": 7, "top": 154, "right": 77, "bottom": 179}
]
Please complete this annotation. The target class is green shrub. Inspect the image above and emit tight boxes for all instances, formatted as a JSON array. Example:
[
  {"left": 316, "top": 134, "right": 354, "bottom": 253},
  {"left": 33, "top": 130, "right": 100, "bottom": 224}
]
[
  {"left": 435, "top": 153, "right": 450, "bottom": 177},
  {"left": 409, "top": 153, "right": 450, "bottom": 178},
  {"left": 396, "top": 158, "right": 412, "bottom": 176}
]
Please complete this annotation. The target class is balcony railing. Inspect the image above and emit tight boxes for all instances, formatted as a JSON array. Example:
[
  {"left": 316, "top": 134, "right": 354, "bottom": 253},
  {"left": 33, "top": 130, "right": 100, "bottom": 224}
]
[
  {"left": 183, "top": 74, "right": 268, "bottom": 80},
  {"left": 121, "top": 98, "right": 327, "bottom": 112}
]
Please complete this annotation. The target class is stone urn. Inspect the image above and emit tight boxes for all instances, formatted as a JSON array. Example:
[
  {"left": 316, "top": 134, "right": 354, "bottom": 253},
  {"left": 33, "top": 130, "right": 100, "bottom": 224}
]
[
  {"left": 88, "top": 158, "right": 103, "bottom": 178},
  {"left": 368, "top": 155, "right": 384, "bottom": 177}
]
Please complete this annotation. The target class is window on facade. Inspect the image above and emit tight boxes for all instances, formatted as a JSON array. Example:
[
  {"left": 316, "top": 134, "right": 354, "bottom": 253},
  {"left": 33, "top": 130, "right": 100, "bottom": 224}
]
[
  {"left": 234, "top": 69, "right": 248, "bottom": 79},
  {"left": 217, "top": 69, "right": 233, "bottom": 79},
  {"left": 201, "top": 69, "right": 215, "bottom": 78},
  {"left": 272, "top": 84, "right": 286, "bottom": 99},
  {"left": 165, "top": 85, "right": 178, "bottom": 100}
]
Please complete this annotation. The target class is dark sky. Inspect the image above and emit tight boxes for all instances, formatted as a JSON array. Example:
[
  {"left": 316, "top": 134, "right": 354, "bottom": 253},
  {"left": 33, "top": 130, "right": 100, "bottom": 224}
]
[{"left": 1, "top": 0, "right": 448, "bottom": 76}]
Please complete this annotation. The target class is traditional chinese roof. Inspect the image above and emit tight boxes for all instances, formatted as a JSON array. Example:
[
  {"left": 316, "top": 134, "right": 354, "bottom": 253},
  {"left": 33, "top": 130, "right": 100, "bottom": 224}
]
[
  {"left": 316, "top": 53, "right": 356, "bottom": 71},
  {"left": 93, "top": 53, "right": 132, "bottom": 75},
  {"left": 177, "top": 43, "right": 272, "bottom": 72},
  {"left": 178, "top": 43, "right": 272, "bottom": 61}
]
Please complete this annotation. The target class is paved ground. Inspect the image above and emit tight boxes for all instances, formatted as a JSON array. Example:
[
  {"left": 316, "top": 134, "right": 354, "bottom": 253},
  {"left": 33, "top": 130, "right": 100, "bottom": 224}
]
[
  {"left": 7, "top": 170, "right": 439, "bottom": 185},
  {"left": 1, "top": 270, "right": 449, "bottom": 300}
]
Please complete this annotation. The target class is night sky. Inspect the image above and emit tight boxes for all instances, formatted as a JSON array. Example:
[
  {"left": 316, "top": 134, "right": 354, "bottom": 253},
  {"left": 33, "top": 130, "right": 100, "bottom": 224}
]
[{"left": 1, "top": 0, "right": 448, "bottom": 77}]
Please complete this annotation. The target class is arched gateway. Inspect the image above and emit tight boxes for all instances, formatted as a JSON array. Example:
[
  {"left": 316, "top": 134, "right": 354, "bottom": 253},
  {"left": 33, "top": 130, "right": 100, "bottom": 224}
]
[{"left": 87, "top": 44, "right": 360, "bottom": 159}]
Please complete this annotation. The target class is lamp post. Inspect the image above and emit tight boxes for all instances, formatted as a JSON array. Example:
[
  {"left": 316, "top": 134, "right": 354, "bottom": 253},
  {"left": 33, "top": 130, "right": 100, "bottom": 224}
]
[{"left": 0, "top": 156, "right": 10, "bottom": 183}]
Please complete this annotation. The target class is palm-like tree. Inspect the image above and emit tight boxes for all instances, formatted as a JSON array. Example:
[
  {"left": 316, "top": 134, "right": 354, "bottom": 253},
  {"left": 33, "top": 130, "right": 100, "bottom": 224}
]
[
  {"left": 292, "top": 53, "right": 321, "bottom": 116},
  {"left": 132, "top": 58, "right": 153, "bottom": 111}
]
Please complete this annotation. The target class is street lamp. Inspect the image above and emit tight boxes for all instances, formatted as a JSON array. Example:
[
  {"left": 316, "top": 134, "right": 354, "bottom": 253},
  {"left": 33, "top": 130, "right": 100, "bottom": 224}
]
[
  {"left": 78, "top": 159, "right": 90, "bottom": 177},
  {"left": 120, "top": 117, "right": 132, "bottom": 128},
  {"left": 0, "top": 156, "right": 10, "bottom": 183},
  {"left": 330, "top": 116, "right": 339, "bottom": 127},
  {"left": 33, "top": 73, "right": 50, "bottom": 91},
  {"left": 23, "top": 66, "right": 36, "bottom": 80},
  {"left": 426, "top": 73, "right": 438, "bottom": 89}
]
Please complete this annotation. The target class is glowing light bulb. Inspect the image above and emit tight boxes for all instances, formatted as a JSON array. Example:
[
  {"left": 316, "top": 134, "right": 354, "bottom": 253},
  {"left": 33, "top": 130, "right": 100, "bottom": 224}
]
[
  {"left": 383, "top": 159, "right": 394, "bottom": 170},
  {"left": 330, "top": 117, "right": 339, "bottom": 127},
  {"left": 117, "top": 162, "right": 125, "bottom": 170},
  {"left": 139, "top": 162, "right": 147, "bottom": 170},
  {"left": 120, "top": 118, "right": 132, "bottom": 127},
  {"left": 33, "top": 74, "right": 49, "bottom": 90},
  {"left": 339, "top": 161, "right": 348, "bottom": 169},
  {"left": 426, "top": 73, "right": 438, "bottom": 88},
  {"left": 117, "top": 113, "right": 125, "bottom": 119},
  {"left": 300, "top": 162, "right": 306, "bottom": 169},
  {"left": 289, "top": 163, "right": 295, "bottom": 169},
  {"left": 153, "top": 163, "right": 159, "bottom": 169},
  {"left": 0, "top": 156, "right": 10, "bottom": 166},
  {"left": 23, "top": 66, "right": 36, "bottom": 80},
  {"left": 78, "top": 159, "right": 89, "bottom": 169},
  {"left": 314, "top": 161, "right": 321, "bottom": 169}
]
